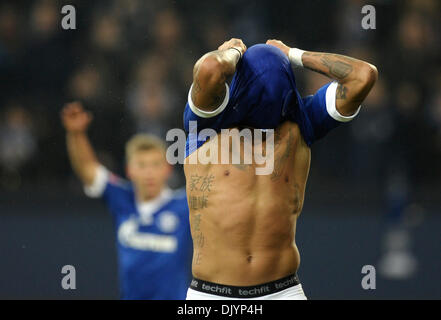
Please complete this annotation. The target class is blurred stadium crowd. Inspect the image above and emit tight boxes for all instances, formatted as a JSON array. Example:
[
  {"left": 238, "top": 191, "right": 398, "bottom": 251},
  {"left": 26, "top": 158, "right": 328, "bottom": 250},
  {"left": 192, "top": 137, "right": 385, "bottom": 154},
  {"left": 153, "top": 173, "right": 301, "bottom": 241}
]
[{"left": 0, "top": 0, "right": 440, "bottom": 205}]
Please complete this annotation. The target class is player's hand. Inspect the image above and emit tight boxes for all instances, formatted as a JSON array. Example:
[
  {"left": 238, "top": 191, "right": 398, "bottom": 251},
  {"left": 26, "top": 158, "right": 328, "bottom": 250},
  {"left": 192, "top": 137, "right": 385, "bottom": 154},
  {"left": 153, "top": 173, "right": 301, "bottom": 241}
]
[
  {"left": 218, "top": 38, "right": 247, "bottom": 56},
  {"left": 266, "top": 39, "right": 290, "bottom": 57},
  {"left": 61, "top": 101, "right": 93, "bottom": 133}
]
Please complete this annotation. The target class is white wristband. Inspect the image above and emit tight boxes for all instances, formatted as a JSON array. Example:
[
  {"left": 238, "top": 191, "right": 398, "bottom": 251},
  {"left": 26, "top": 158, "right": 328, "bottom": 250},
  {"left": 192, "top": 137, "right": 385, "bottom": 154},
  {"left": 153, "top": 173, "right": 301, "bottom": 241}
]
[{"left": 289, "top": 48, "right": 305, "bottom": 68}]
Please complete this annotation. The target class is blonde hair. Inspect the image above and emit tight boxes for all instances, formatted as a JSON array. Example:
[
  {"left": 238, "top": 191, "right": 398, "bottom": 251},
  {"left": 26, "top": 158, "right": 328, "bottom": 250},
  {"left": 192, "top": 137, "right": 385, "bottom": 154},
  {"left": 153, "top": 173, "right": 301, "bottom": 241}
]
[{"left": 125, "top": 134, "right": 167, "bottom": 162}]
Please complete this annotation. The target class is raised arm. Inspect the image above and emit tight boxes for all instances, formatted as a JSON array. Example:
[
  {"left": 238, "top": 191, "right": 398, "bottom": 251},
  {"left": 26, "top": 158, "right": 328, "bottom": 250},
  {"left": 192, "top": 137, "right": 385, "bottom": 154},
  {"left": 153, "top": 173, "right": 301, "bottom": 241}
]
[
  {"left": 266, "top": 39, "right": 378, "bottom": 116},
  {"left": 191, "top": 38, "right": 247, "bottom": 112},
  {"left": 61, "top": 102, "right": 99, "bottom": 186}
]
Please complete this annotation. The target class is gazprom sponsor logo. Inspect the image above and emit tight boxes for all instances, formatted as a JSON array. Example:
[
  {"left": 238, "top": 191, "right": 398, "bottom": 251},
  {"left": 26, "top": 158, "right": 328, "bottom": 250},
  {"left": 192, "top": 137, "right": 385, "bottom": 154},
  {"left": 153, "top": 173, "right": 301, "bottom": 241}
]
[{"left": 118, "top": 217, "right": 177, "bottom": 252}]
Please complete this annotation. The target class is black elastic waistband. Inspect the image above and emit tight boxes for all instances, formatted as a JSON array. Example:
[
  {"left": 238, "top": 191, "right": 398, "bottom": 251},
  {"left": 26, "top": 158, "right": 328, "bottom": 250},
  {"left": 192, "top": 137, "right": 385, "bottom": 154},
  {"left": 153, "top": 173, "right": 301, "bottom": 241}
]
[{"left": 189, "top": 273, "right": 300, "bottom": 298}]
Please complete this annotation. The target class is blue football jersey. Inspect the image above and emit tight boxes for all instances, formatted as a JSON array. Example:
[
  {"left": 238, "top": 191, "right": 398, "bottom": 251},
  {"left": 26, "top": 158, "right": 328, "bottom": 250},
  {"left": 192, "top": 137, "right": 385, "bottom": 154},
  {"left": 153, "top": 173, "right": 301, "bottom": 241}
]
[
  {"left": 183, "top": 44, "right": 360, "bottom": 156},
  {"left": 84, "top": 166, "right": 192, "bottom": 300}
]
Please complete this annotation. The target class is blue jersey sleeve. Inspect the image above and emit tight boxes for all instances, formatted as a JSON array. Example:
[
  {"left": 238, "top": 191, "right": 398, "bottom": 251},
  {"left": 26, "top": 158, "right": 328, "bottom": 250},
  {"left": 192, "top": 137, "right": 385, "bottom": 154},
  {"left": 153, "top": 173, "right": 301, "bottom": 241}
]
[
  {"left": 297, "top": 81, "right": 361, "bottom": 145},
  {"left": 183, "top": 44, "right": 306, "bottom": 156},
  {"left": 83, "top": 165, "right": 133, "bottom": 218}
]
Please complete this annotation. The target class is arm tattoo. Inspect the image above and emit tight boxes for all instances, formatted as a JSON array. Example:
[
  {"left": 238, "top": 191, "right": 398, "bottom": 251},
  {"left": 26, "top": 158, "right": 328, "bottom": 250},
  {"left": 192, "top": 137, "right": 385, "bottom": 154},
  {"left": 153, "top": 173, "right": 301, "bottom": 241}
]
[
  {"left": 303, "top": 52, "right": 354, "bottom": 80},
  {"left": 336, "top": 84, "right": 348, "bottom": 100},
  {"left": 210, "top": 87, "right": 226, "bottom": 108},
  {"left": 191, "top": 48, "right": 239, "bottom": 109},
  {"left": 320, "top": 57, "right": 353, "bottom": 79},
  {"left": 191, "top": 69, "right": 227, "bottom": 109},
  {"left": 191, "top": 78, "right": 201, "bottom": 103}
]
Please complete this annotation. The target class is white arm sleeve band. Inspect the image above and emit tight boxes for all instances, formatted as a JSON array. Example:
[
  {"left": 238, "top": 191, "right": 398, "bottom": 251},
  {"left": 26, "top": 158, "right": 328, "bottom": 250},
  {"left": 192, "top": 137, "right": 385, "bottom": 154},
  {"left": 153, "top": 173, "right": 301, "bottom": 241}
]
[
  {"left": 188, "top": 83, "right": 230, "bottom": 118},
  {"left": 83, "top": 165, "right": 109, "bottom": 198},
  {"left": 326, "top": 81, "right": 361, "bottom": 122}
]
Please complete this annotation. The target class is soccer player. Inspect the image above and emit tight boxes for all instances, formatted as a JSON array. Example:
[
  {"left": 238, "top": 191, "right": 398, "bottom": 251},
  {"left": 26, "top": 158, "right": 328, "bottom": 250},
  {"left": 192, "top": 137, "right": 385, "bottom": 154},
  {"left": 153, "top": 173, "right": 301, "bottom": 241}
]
[
  {"left": 61, "top": 102, "right": 192, "bottom": 299},
  {"left": 183, "top": 38, "right": 377, "bottom": 299}
]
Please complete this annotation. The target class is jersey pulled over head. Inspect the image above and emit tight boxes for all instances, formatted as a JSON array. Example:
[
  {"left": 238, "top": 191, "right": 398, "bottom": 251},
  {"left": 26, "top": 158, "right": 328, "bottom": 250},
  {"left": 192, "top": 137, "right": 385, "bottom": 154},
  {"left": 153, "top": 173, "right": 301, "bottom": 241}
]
[{"left": 183, "top": 44, "right": 360, "bottom": 156}]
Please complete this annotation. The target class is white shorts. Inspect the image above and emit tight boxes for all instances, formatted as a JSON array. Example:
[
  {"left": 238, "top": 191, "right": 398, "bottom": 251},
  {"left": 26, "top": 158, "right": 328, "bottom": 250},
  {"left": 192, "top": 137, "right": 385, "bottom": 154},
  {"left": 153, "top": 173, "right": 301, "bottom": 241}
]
[{"left": 186, "top": 275, "right": 307, "bottom": 300}]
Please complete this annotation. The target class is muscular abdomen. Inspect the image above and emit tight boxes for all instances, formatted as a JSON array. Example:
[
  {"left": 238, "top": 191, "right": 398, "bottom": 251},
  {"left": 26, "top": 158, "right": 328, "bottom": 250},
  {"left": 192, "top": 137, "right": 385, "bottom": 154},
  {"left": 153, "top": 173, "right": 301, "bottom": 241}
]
[{"left": 184, "top": 122, "right": 310, "bottom": 286}]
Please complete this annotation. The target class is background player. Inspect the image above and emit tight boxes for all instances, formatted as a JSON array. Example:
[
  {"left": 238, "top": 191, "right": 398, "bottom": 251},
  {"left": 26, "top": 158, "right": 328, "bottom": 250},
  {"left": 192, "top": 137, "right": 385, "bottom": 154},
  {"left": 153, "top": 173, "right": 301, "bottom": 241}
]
[
  {"left": 61, "top": 102, "right": 192, "bottom": 300},
  {"left": 183, "top": 38, "right": 377, "bottom": 299}
]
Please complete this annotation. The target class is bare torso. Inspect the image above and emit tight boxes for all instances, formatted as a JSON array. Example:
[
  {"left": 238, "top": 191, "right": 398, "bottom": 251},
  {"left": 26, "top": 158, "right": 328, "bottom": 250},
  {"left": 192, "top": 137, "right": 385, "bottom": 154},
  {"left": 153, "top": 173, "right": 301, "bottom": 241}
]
[{"left": 184, "top": 120, "right": 311, "bottom": 285}]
